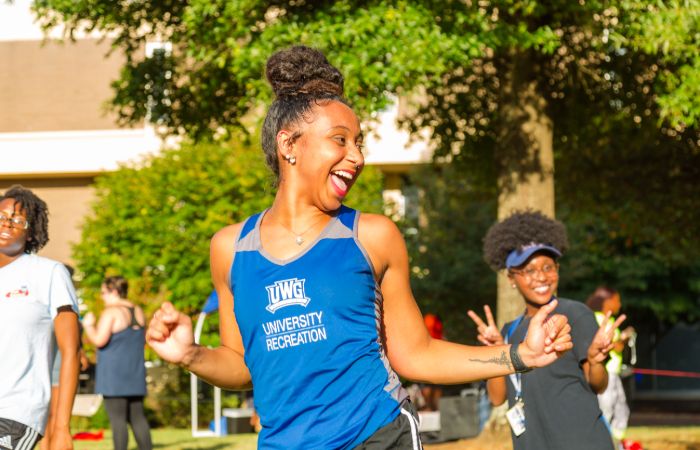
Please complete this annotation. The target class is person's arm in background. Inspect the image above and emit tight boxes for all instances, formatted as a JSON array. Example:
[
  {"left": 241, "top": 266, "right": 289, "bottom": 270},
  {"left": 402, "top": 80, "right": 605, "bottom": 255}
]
[
  {"left": 82, "top": 309, "right": 116, "bottom": 348},
  {"left": 51, "top": 308, "right": 80, "bottom": 450},
  {"left": 613, "top": 326, "right": 636, "bottom": 353}
]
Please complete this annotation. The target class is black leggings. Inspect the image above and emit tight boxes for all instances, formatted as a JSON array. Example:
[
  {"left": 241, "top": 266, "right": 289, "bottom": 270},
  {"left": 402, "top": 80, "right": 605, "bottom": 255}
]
[{"left": 103, "top": 396, "right": 152, "bottom": 450}]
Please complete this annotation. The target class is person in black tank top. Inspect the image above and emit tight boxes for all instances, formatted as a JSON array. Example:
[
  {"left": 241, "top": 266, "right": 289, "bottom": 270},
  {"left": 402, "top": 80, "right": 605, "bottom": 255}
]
[
  {"left": 146, "top": 46, "right": 577, "bottom": 449},
  {"left": 83, "top": 276, "right": 152, "bottom": 450}
]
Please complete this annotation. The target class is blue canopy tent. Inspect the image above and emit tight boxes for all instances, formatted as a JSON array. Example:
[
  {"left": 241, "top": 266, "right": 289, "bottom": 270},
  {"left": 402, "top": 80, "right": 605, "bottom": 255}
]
[{"left": 191, "top": 291, "right": 223, "bottom": 437}]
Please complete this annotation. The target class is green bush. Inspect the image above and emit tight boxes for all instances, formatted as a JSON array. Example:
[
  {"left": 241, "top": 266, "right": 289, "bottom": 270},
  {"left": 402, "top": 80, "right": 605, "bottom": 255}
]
[
  {"left": 73, "top": 136, "right": 385, "bottom": 422},
  {"left": 74, "top": 137, "right": 384, "bottom": 322}
]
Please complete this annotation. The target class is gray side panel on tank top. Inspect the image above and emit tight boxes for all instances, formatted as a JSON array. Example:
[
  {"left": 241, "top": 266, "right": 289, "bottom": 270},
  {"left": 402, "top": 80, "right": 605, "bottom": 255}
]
[
  {"left": 324, "top": 217, "right": 354, "bottom": 239},
  {"left": 236, "top": 214, "right": 265, "bottom": 252},
  {"left": 349, "top": 211, "right": 408, "bottom": 404}
]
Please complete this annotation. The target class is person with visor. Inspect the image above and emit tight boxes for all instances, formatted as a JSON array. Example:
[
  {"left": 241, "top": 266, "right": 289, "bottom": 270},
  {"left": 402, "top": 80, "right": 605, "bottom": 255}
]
[{"left": 469, "top": 211, "right": 624, "bottom": 450}]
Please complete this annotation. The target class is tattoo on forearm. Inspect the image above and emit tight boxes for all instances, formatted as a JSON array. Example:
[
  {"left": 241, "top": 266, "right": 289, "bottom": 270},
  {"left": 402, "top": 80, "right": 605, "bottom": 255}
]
[{"left": 469, "top": 351, "right": 512, "bottom": 371}]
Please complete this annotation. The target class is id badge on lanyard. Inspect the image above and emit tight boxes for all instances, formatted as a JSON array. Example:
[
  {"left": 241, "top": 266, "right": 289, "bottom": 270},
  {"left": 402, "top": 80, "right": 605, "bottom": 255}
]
[{"left": 505, "top": 314, "right": 526, "bottom": 436}]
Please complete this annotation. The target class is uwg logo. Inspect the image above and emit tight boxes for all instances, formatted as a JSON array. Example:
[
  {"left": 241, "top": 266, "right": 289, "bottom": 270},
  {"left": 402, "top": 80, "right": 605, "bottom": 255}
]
[{"left": 265, "top": 278, "right": 310, "bottom": 313}]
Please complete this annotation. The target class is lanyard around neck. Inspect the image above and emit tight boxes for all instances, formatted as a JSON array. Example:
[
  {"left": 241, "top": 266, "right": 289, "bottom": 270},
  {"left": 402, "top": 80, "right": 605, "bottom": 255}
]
[{"left": 506, "top": 312, "right": 527, "bottom": 399}]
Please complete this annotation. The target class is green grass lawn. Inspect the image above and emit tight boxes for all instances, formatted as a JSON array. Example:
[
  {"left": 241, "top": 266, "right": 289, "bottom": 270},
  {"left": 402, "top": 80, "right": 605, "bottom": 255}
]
[
  {"left": 625, "top": 426, "right": 700, "bottom": 450},
  {"left": 71, "top": 426, "right": 700, "bottom": 450},
  {"left": 72, "top": 429, "right": 257, "bottom": 450}
]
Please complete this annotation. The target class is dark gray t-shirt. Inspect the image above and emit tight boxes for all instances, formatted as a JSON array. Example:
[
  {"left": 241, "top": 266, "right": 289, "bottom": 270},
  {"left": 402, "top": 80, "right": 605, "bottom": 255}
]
[{"left": 502, "top": 298, "right": 614, "bottom": 450}]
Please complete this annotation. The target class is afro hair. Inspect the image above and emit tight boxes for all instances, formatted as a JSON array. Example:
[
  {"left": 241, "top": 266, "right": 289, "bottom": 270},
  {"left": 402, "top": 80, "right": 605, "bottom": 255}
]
[{"left": 482, "top": 210, "right": 569, "bottom": 271}]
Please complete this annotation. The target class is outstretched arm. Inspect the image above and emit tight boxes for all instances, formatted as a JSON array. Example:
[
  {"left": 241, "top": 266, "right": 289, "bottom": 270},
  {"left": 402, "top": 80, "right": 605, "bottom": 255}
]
[
  {"left": 146, "top": 224, "right": 252, "bottom": 390},
  {"left": 360, "top": 214, "right": 573, "bottom": 384}
]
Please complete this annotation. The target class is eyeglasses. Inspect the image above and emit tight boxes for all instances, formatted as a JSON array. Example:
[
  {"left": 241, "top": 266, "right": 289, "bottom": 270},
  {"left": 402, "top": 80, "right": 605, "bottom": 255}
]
[
  {"left": 510, "top": 263, "right": 559, "bottom": 279},
  {"left": 0, "top": 213, "right": 29, "bottom": 230}
]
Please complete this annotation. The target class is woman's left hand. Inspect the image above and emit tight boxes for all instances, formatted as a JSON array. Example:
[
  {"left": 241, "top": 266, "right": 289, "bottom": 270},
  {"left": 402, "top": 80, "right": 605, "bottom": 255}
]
[
  {"left": 520, "top": 300, "right": 574, "bottom": 368},
  {"left": 588, "top": 311, "right": 627, "bottom": 364}
]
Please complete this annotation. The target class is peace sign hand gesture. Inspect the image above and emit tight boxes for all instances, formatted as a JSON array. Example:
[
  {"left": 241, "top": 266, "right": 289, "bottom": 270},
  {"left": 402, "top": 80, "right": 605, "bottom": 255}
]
[
  {"left": 588, "top": 311, "right": 627, "bottom": 364},
  {"left": 468, "top": 305, "right": 505, "bottom": 347}
]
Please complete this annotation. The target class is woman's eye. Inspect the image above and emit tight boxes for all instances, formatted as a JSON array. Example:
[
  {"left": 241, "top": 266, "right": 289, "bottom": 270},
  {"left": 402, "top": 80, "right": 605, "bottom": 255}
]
[{"left": 334, "top": 136, "right": 346, "bottom": 145}]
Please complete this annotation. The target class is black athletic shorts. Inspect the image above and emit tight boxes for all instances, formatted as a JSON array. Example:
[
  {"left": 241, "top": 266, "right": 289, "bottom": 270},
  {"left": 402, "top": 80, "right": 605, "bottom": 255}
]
[
  {"left": 353, "top": 400, "right": 423, "bottom": 450},
  {"left": 0, "top": 418, "right": 41, "bottom": 450}
]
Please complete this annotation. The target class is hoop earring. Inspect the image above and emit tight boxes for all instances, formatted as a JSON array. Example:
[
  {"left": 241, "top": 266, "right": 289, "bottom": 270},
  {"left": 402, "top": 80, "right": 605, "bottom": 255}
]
[{"left": 285, "top": 154, "right": 296, "bottom": 165}]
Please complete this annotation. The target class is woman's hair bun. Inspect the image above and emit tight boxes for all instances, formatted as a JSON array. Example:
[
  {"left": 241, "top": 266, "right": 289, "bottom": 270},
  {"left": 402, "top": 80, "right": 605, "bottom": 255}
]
[{"left": 266, "top": 45, "right": 344, "bottom": 98}]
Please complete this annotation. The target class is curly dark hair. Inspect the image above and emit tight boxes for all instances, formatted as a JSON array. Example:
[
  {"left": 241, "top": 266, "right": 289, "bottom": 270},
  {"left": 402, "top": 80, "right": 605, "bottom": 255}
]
[
  {"left": 261, "top": 45, "right": 348, "bottom": 184},
  {"left": 482, "top": 210, "right": 569, "bottom": 271},
  {"left": 1, "top": 184, "right": 49, "bottom": 254},
  {"left": 585, "top": 286, "right": 618, "bottom": 312}
]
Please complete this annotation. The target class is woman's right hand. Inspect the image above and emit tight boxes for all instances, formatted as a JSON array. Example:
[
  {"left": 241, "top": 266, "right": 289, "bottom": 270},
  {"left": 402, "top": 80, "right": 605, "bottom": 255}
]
[
  {"left": 146, "top": 302, "right": 195, "bottom": 365},
  {"left": 82, "top": 311, "right": 96, "bottom": 328},
  {"left": 467, "top": 305, "right": 504, "bottom": 346}
]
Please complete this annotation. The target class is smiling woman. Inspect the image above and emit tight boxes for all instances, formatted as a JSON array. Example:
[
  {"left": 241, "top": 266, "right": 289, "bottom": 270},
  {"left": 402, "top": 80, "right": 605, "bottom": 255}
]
[
  {"left": 468, "top": 211, "right": 626, "bottom": 450},
  {"left": 0, "top": 185, "right": 80, "bottom": 450},
  {"left": 145, "top": 46, "right": 575, "bottom": 450}
]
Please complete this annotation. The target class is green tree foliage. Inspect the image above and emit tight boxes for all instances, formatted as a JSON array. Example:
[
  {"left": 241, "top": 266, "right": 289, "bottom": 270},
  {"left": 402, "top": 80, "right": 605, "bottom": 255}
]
[
  {"left": 31, "top": 1, "right": 699, "bottom": 162},
  {"left": 559, "top": 206, "right": 700, "bottom": 324},
  {"left": 37, "top": 0, "right": 700, "bottom": 321},
  {"left": 74, "top": 138, "right": 385, "bottom": 322},
  {"left": 405, "top": 163, "right": 700, "bottom": 337},
  {"left": 401, "top": 164, "right": 497, "bottom": 343}
]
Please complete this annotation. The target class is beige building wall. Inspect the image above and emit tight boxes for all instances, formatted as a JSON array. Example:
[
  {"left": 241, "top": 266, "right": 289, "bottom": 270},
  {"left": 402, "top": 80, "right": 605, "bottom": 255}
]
[
  {"left": 0, "top": 178, "right": 95, "bottom": 266},
  {"left": 0, "top": 38, "right": 125, "bottom": 132},
  {"left": 0, "top": 10, "right": 429, "bottom": 269},
  {"left": 1, "top": 32, "right": 139, "bottom": 266}
]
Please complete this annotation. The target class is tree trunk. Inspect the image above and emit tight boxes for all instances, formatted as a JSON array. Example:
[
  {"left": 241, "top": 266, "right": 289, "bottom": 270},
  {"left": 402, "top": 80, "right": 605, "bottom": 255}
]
[
  {"left": 483, "top": 51, "right": 556, "bottom": 435},
  {"left": 495, "top": 53, "right": 555, "bottom": 327}
]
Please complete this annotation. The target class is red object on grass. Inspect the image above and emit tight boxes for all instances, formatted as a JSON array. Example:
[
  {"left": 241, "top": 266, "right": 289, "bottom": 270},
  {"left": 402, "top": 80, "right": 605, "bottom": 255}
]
[
  {"left": 622, "top": 439, "right": 643, "bottom": 450},
  {"left": 72, "top": 430, "right": 104, "bottom": 441}
]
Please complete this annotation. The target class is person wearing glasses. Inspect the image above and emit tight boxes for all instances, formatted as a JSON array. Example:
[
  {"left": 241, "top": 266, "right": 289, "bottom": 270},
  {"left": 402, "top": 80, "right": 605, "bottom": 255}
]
[
  {"left": 0, "top": 185, "right": 80, "bottom": 450},
  {"left": 468, "top": 211, "right": 624, "bottom": 450}
]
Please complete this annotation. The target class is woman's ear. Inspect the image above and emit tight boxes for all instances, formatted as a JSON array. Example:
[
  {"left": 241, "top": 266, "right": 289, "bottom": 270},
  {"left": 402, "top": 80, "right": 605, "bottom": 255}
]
[
  {"left": 276, "top": 129, "right": 295, "bottom": 159},
  {"left": 507, "top": 271, "right": 516, "bottom": 288}
]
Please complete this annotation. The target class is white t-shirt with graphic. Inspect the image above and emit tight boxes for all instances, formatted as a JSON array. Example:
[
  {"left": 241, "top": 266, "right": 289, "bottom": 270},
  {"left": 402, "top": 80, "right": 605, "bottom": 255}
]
[{"left": 0, "top": 253, "right": 78, "bottom": 434}]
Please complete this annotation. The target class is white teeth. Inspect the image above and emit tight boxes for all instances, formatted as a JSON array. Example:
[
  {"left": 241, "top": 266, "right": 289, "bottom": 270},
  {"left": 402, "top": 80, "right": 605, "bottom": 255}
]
[
  {"left": 534, "top": 286, "right": 550, "bottom": 294},
  {"left": 333, "top": 170, "right": 353, "bottom": 181}
]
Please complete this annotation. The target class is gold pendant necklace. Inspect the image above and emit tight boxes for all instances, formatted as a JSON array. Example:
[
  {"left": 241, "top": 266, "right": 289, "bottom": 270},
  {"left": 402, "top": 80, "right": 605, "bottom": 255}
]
[{"left": 275, "top": 214, "right": 328, "bottom": 245}]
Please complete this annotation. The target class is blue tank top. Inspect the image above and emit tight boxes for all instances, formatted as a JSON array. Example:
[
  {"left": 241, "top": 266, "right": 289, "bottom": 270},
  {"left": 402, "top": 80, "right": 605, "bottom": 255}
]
[
  {"left": 95, "top": 307, "right": 147, "bottom": 397},
  {"left": 231, "top": 206, "right": 406, "bottom": 449}
]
